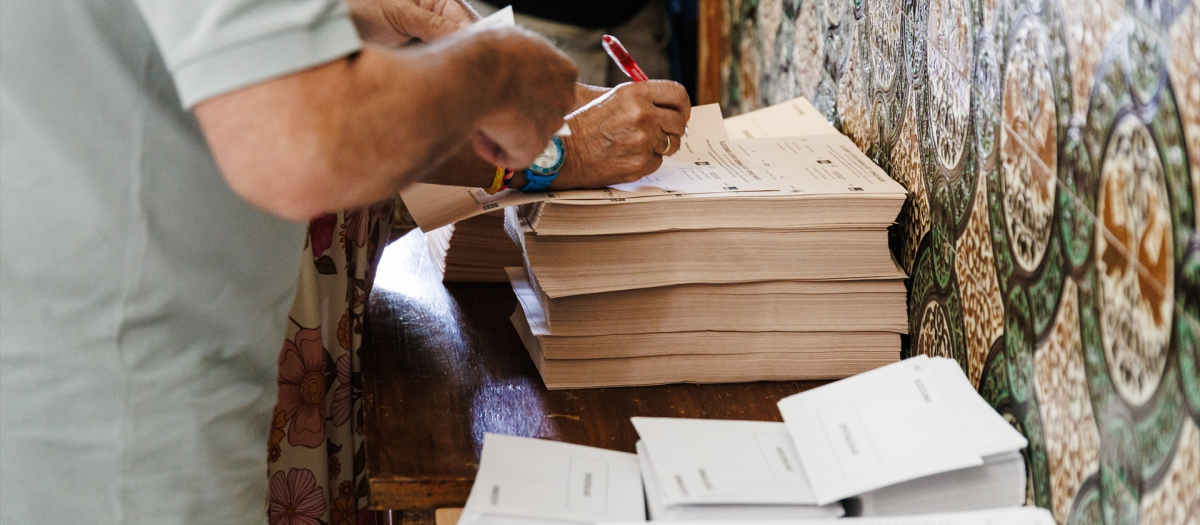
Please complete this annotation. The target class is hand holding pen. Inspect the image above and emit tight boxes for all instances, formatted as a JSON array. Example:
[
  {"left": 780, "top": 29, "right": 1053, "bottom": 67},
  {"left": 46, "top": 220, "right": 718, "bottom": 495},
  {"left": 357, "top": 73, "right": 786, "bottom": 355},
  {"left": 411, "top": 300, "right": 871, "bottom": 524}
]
[
  {"left": 507, "top": 34, "right": 690, "bottom": 191},
  {"left": 598, "top": 34, "right": 687, "bottom": 159}
]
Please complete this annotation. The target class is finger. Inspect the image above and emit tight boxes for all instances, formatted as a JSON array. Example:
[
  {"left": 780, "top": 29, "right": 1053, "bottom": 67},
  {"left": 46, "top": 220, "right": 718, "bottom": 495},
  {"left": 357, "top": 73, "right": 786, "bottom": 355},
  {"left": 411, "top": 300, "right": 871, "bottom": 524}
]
[
  {"left": 652, "top": 133, "right": 668, "bottom": 156},
  {"left": 636, "top": 80, "right": 691, "bottom": 115},
  {"left": 662, "top": 133, "right": 681, "bottom": 156},
  {"left": 385, "top": 1, "right": 460, "bottom": 42},
  {"left": 650, "top": 106, "right": 688, "bottom": 137}
]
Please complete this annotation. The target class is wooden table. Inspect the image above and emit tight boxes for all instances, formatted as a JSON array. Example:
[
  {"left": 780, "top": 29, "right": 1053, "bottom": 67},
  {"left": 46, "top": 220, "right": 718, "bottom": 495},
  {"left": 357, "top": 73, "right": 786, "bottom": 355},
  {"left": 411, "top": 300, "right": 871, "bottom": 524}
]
[{"left": 361, "top": 231, "right": 828, "bottom": 513}]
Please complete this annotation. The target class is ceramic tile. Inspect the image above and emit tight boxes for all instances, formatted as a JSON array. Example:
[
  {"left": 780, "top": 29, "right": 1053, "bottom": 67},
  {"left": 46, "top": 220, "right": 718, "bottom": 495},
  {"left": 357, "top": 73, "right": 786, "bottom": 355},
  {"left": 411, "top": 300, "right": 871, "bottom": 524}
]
[
  {"left": 1138, "top": 418, "right": 1200, "bottom": 525},
  {"left": 835, "top": 17, "right": 877, "bottom": 151},
  {"left": 889, "top": 85, "right": 931, "bottom": 274},
  {"left": 1058, "top": 0, "right": 1126, "bottom": 120},
  {"left": 924, "top": 0, "right": 974, "bottom": 172},
  {"left": 1166, "top": 2, "right": 1200, "bottom": 230},
  {"left": 1034, "top": 277, "right": 1101, "bottom": 524},
  {"left": 1092, "top": 113, "right": 1176, "bottom": 407},
  {"left": 999, "top": 19, "right": 1059, "bottom": 274},
  {"left": 914, "top": 299, "right": 956, "bottom": 358},
  {"left": 954, "top": 167, "right": 1005, "bottom": 387}
]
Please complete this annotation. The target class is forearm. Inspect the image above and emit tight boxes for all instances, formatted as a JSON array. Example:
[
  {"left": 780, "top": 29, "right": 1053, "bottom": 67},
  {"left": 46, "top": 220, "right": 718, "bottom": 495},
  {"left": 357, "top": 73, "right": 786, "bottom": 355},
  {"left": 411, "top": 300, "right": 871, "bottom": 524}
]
[
  {"left": 420, "top": 128, "right": 598, "bottom": 191},
  {"left": 418, "top": 140, "right": 498, "bottom": 187},
  {"left": 196, "top": 34, "right": 509, "bottom": 221}
]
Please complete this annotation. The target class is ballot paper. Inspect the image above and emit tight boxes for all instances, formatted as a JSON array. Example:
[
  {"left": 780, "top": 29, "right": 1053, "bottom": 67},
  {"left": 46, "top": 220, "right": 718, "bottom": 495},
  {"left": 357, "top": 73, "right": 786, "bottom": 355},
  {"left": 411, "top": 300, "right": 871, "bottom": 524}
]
[
  {"left": 628, "top": 132, "right": 903, "bottom": 196},
  {"left": 776, "top": 356, "right": 983, "bottom": 505},
  {"left": 597, "top": 506, "right": 1057, "bottom": 525},
  {"left": 929, "top": 358, "right": 1028, "bottom": 458},
  {"left": 632, "top": 417, "right": 844, "bottom": 520},
  {"left": 458, "top": 434, "right": 646, "bottom": 525},
  {"left": 723, "top": 96, "right": 833, "bottom": 139},
  {"left": 631, "top": 417, "right": 820, "bottom": 506},
  {"left": 472, "top": 5, "right": 515, "bottom": 28}
]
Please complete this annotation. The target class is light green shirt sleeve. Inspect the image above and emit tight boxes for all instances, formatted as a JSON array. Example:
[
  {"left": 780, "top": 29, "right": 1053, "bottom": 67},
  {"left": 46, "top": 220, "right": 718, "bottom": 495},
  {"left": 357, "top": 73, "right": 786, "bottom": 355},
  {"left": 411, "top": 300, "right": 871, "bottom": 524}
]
[{"left": 132, "top": 0, "right": 363, "bottom": 108}]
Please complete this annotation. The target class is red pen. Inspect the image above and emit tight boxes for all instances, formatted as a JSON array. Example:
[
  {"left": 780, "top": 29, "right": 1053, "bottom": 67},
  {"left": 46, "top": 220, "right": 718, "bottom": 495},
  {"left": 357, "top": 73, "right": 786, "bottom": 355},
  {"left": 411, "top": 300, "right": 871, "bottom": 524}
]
[{"left": 602, "top": 35, "right": 649, "bottom": 82}]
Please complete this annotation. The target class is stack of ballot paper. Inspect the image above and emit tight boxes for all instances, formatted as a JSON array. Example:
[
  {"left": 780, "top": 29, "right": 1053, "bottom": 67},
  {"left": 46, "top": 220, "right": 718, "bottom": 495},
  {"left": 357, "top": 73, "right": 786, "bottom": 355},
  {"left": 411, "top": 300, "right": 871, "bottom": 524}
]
[
  {"left": 631, "top": 418, "right": 845, "bottom": 520},
  {"left": 598, "top": 507, "right": 1056, "bottom": 525},
  {"left": 400, "top": 97, "right": 909, "bottom": 388},
  {"left": 457, "top": 434, "right": 646, "bottom": 525},
  {"left": 777, "top": 355, "right": 1030, "bottom": 516},
  {"left": 498, "top": 99, "right": 908, "bottom": 388},
  {"left": 425, "top": 211, "right": 524, "bottom": 282},
  {"left": 631, "top": 357, "right": 1028, "bottom": 519},
  {"left": 457, "top": 358, "right": 1038, "bottom": 524},
  {"left": 633, "top": 357, "right": 1027, "bottom": 517}
]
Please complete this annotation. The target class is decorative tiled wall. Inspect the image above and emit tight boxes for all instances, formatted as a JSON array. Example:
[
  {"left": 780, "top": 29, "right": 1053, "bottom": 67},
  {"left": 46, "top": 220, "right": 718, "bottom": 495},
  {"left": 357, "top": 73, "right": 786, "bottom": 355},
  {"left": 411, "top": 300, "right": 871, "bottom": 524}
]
[{"left": 717, "top": 0, "right": 1199, "bottom": 522}]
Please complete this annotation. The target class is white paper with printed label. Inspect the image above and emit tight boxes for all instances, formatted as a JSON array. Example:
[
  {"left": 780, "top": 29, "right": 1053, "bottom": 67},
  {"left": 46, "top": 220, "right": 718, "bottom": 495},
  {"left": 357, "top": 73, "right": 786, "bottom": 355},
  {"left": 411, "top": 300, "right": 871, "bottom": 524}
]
[
  {"left": 631, "top": 417, "right": 821, "bottom": 506},
  {"left": 776, "top": 356, "right": 984, "bottom": 505},
  {"left": 458, "top": 434, "right": 645, "bottom": 525},
  {"left": 927, "top": 357, "right": 1028, "bottom": 458},
  {"left": 597, "top": 506, "right": 1058, "bottom": 525}
]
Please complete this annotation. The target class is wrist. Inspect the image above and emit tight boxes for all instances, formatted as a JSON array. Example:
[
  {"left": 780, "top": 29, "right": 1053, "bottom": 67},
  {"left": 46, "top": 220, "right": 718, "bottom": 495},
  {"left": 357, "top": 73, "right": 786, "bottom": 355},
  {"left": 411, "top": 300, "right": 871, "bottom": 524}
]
[
  {"left": 572, "top": 84, "right": 608, "bottom": 111},
  {"left": 517, "top": 136, "right": 564, "bottom": 192},
  {"left": 552, "top": 134, "right": 583, "bottom": 190},
  {"left": 507, "top": 169, "right": 528, "bottom": 189}
]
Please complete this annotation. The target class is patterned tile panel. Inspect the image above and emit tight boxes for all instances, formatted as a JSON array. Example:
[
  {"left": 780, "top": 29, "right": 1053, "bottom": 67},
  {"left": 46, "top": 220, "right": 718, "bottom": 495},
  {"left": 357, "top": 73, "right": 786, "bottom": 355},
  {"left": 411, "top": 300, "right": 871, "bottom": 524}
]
[{"left": 718, "top": 0, "right": 1200, "bottom": 522}]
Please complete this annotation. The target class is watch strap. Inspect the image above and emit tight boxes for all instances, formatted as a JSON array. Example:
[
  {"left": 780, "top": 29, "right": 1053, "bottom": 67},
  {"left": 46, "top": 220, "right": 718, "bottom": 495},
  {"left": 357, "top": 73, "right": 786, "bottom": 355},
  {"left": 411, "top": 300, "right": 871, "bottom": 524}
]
[{"left": 519, "top": 169, "right": 557, "bottom": 193}]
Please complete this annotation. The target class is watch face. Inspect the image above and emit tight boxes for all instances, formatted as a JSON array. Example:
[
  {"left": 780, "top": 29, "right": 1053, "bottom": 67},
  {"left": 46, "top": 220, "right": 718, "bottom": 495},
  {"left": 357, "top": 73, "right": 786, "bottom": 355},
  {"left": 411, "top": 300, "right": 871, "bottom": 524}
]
[{"left": 532, "top": 141, "right": 562, "bottom": 170}]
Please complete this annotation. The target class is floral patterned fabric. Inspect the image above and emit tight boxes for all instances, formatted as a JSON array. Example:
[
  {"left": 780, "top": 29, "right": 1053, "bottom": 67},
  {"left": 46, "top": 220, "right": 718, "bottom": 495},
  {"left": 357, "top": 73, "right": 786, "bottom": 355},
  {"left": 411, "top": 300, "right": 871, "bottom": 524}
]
[{"left": 268, "top": 198, "right": 397, "bottom": 525}]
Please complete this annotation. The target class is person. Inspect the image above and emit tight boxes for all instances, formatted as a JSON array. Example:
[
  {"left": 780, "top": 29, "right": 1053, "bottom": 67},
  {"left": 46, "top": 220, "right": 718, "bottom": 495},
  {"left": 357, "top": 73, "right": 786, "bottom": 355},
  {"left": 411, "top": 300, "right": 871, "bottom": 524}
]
[
  {"left": 0, "top": 0, "right": 687, "bottom": 524},
  {"left": 264, "top": 3, "right": 692, "bottom": 523},
  {"left": 475, "top": 0, "right": 672, "bottom": 88}
]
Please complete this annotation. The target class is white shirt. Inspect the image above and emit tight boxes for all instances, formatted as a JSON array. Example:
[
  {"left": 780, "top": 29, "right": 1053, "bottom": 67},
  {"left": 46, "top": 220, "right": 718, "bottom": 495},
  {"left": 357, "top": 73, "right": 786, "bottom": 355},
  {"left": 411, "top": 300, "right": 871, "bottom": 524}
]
[{"left": 0, "top": 0, "right": 361, "bottom": 522}]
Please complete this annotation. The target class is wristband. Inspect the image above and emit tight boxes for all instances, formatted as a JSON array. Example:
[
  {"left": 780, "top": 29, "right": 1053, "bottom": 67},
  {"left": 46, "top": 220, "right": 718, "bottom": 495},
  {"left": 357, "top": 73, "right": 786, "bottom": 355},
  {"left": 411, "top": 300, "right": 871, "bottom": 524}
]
[
  {"left": 485, "top": 167, "right": 517, "bottom": 195},
  {"left": 486, "top": 166, "right": 506, "bottom": 195}
]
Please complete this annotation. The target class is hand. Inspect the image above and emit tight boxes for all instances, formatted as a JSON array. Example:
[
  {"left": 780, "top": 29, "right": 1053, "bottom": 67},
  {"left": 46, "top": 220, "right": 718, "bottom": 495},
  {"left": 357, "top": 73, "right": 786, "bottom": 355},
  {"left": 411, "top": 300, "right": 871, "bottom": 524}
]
[
  {"left": 573, "top": 84, "right": 611, "bottom": 110},
  {"left": 469, "top": 27, "right": 579, "bottom": 168},
  {"left": 553, "top": 80, "right": 690, "bottom": 189},
  {"left": 348, "top": 0, "right": 478, "bottom": 46}
]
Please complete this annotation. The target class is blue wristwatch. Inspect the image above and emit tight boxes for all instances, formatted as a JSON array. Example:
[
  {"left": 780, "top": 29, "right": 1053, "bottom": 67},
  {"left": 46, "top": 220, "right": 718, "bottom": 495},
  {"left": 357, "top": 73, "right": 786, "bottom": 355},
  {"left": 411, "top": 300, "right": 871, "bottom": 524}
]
[{"left": 520, "top": 136, "right": 565, "bottom": 193}]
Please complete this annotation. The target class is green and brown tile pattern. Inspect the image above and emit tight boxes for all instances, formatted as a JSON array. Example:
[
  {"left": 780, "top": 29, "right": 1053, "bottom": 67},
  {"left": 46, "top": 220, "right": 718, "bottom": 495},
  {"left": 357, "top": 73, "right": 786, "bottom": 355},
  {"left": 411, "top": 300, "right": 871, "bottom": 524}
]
[{"left": 718, "top": 0, "right": 1199, "bottom": 522}]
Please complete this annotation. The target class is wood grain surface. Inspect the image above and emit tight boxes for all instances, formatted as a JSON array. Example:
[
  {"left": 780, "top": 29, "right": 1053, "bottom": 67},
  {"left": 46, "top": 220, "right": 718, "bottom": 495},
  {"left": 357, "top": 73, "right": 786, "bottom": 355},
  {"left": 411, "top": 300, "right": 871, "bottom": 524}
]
[{"left": 362, "top": 231, "right": 826, "bottom": 510}]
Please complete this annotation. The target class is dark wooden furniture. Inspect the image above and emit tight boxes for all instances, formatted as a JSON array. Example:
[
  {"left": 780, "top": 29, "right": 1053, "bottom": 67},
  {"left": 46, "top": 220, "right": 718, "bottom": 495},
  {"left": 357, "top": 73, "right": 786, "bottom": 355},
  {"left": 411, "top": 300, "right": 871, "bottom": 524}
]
[
  {"left": 697, "top": 0, "right": 724, "bottom": 105},
  {"left": 361, "top": 231, "right": 827, "bottom": 512}
]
